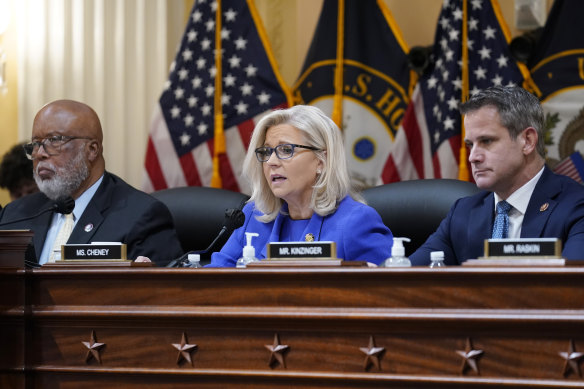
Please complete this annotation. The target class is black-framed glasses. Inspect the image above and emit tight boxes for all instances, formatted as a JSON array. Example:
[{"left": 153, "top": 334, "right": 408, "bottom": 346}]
[
  {"left": 255, "top": 143, "right": 321, "bottom": 162},
  {"left": 23, "top": 135, "right": 93, "bottom": 160}
]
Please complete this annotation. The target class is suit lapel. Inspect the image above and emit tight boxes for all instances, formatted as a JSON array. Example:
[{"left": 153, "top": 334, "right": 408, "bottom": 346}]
[
  {"left": 521, "top": 168, "right": 559, "bottom": 238},
  {"left": 67, "top": 173, "right": 112, "bottom": 244},
  {"left": 68, "top": 205, "right": 105, "bottom": 243}
]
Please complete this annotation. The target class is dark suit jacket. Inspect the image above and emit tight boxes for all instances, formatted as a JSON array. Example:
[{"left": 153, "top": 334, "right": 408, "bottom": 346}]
[
  {"left": 0, "top": 172, "right": 183, "bottom": 266},
  {"left": 410, "top": 167, "right": 584, "bottom": 265}
]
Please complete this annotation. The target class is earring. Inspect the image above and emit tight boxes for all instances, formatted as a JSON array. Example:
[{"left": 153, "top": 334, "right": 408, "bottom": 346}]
[{"left": 317, "top": 170, "right": 322, "bottom": 174}]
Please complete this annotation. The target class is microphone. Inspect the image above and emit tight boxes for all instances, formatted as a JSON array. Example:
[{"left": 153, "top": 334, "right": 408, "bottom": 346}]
[
  {"left": 53, "top": 196, "right": 75, "bottom": 215},
  {"left": 167, "top": 208, "right": 245, "bottom": 268},
  {"left": 0, "top": 196, "right": 74, "bottom": 268},
  {"left": 205, "top": 208, "right": 246, "bottom": 253},
  {"left": 0, "top": 196, "right": 75, "bottom": 228}
]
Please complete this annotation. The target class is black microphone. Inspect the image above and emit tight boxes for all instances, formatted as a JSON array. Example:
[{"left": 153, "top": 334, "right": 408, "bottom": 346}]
[
  {"left": 167, "top": 208, "right": 245, "bottom": 268},
  {"left": 0, "top": 196, "right": 74, "bottom": 269},
  {"left": 0, "top": 196, "right": 75, "bottom": 228},
  {"left": 53, "top": 196, "right": 75, "bottom": 215},
  {"left": 204, "top": 208, "right": 245, "bottom": 253}
]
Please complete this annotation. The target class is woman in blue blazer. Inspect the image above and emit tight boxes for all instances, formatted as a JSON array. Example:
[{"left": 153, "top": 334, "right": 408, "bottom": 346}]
[{"left": 209, "top": 105, "right": 393, "bottom": 267}]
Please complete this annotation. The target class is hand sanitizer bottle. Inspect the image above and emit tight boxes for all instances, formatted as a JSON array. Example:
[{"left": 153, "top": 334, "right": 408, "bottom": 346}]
[
  {"left": 187, "top": 253, "right": 202, "bottom": 268},
  {"left": 236, "top": 232, "right": 259, "bottom": 268},
  {"left": 383, "top": 237, "right": 411, "bottom": 267}
]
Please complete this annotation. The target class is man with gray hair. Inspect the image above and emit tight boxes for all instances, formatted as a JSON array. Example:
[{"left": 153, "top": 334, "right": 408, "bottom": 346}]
[
  {"left": 0, "top": 100, "right": 183, "bottom": 266},
  {"left": 411, "top": 86, "right": 584, "bottom": 265}
]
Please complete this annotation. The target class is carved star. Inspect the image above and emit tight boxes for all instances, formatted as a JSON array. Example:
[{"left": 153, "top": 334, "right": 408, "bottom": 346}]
[
  {"left": 172, "top": 332, "right": 198, "bottom": 366},
  {"left": 559, "top": 339, "right": 584, "bottom": 377},
  {"left": 359, "top": 336, "right": 385, "bottom": 371},
  {"left": 265, "top": 333, "right": 289, "bottom": 368},
  {"left": 82, "top": 330, "right": 105, "bottom": 364},
  {"left": 456, "top": 338, "right": 483, "bottom": 375}
]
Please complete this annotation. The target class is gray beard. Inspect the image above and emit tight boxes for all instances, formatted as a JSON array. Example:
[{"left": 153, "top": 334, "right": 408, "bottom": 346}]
[{"left": 34, "top": 150, "right": 90, "bottom": 201}]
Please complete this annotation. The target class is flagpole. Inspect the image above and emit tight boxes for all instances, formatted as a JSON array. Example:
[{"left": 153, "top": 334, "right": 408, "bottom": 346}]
[
  {"left": 377, "top": 0, "right": 416, "bottom": 100},
  {"left": 331, "top": 0, "right": 345, "bottom": 128},
  {"left": 247, "top": 0, "right": 293, "bottom": 107},
  {"left": 458, "top": 0, "right": 470, "bottom": 181},
  {"left": 211, "top": 0, "right": 225, "bottom": 188}
]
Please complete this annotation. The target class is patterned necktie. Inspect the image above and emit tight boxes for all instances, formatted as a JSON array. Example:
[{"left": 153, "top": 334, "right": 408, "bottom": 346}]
[
  {"left": 491, "top": 200, "right": 512, "bottom": 239},
  {"left": 49, "top": 213, "right": 75, "bottom": 262}
]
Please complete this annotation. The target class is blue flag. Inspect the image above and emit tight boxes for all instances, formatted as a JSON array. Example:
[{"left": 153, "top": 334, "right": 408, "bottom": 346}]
[
  {"left": 529, "top": 0, "right": 584, "bottom": 172},
  {"left": 293, "top": 0, "right": 412, "bottom": 189}
]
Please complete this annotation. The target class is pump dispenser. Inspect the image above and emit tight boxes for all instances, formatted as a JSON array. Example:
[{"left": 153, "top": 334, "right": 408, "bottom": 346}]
[
  {"left": 383, "top": 237, "right": 411, "bottom": 267},
  {"left": 236, "top": 232, "right": 259, "bottom": 268}
]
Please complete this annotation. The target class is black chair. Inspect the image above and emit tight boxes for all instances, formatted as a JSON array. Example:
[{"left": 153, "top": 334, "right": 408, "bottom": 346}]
[
  {"left": 151, "top": 186, "right": 249, "bottom": 263},
  {"left": 362, "top": 179, "right": 481, "bottom": 256}
]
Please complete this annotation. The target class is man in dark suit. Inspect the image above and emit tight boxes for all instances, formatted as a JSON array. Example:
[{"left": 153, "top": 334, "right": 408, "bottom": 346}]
[
  {"left": 410, "top": 86, "right": 584, "bottom": 265},
  {"left": 0, "top": 100, "right": 183, "bottom": 266}
]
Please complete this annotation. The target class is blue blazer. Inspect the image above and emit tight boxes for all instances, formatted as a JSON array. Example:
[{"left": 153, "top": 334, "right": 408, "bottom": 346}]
[
  {"left": 0, "top": 172, "right": 183, "bottom": 266},
  {"left": 209, "top": 196, "right": 393, "bottom": 267},
  {"left": 410, "top": 167, "right": 584, "bottom": 265}
]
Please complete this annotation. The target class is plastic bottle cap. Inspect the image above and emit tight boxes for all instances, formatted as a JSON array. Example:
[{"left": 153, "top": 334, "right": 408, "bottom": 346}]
[{"left": 430, "top": 251, "right": 444, "bottom": 260}]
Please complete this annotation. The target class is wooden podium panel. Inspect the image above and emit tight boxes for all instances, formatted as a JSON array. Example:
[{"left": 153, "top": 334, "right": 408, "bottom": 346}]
[{"left": 2, "top": 263, "right": 584, "bottom": 388}]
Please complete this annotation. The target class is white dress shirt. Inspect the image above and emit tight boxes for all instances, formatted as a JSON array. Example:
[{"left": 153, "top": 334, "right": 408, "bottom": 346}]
[{"left": 39, "top": 175, "right": 104, "bottom": 264}]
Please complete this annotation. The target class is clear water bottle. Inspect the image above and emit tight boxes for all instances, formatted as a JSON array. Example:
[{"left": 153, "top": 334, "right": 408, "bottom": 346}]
[
  {"left": 429, "top": 251, "right": 446, "bottom": 268},
  {"left": 187, "top": 253, "right": 202, "bottom": 268}
]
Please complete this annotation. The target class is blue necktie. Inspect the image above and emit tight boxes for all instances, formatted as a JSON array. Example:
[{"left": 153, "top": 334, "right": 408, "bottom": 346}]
[{"left": 492, "top": 200, "right": 512, "bottom": 239}]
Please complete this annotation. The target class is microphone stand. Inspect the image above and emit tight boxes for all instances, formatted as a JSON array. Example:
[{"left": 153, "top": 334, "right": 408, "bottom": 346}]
[{"left": 166, "top": 208, "right": 245, "bottom": 268}]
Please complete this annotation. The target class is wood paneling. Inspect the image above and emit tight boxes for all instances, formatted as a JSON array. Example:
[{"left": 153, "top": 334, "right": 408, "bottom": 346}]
[{"left": 2, "top": 262, "right": 584, "bottom": 388}]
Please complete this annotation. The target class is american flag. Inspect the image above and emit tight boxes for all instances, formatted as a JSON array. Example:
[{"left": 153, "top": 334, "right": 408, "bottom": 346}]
[
  {"left": 383, "top": 0, "right": 531, "bottom": 182},
  {"left": 143, "top": 0, "right": 291, "bottom": 193},
  {"left": 553, "top": 151, "right": 584, "bottom": 184}
]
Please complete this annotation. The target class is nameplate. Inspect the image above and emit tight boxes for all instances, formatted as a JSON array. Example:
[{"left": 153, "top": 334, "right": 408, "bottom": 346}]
[
  {"left": 483, "top": 238, "right": 562, "bottom": 259},
  {"left": 267, "top": 241, "right": 337, "bottom": 259},
  {"left": 62, "top": 243, "right": 127, "bottom": 260}
]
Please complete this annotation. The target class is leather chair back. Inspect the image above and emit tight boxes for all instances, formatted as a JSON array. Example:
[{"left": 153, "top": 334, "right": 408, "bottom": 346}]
[
  {"left": 151, "top": 187, "right": 249, "bottom": 261},
  {"left": 362, "top": 179, "right": 481, "bottom": 256}
]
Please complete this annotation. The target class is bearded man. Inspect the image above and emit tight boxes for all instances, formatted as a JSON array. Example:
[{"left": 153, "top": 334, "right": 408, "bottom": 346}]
[{"left": 0, "top": 100, "right": 183, "bottom": 266}]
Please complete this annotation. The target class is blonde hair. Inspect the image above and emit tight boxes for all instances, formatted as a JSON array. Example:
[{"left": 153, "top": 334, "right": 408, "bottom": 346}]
[{"left": 243, "top": 105, "right": 361, "bottom": 222}]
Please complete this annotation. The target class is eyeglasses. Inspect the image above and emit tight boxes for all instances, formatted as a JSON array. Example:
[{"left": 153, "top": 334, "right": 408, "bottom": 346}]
[
  {"left": 23, "top": 135, "right": 93, "bottom": 160},
  {"left": 255, "top": 143, "right": 321, "bottom": 162}
]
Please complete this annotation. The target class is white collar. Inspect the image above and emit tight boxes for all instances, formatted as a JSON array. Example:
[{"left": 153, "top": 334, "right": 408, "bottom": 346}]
[{"left": 494, "top": 167, "right": 544, "bottom": 214}]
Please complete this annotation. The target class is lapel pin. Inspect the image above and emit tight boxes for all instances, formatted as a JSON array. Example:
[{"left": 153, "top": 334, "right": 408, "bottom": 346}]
[
  {"left": 540, "top": 203, "right": 549, "bottom": 212},
  {"left": 305, "top": 233, "right": 315, "bottom": 242},
  {"left": 84, "top": 223, "right": 94, "bottom": 232}
]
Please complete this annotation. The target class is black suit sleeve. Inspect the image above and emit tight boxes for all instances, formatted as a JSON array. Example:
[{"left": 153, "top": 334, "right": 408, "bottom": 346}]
[{"left": 124, "top": 199, "right": 183, "bottom": 266}]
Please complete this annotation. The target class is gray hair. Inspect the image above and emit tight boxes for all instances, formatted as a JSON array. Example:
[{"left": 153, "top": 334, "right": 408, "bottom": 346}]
[
  {"left": 243, "top": 105, "right": 359, "bottom": 222},
  {"left": 459, "top": 86, "right": 545, "bottom": 157}
]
